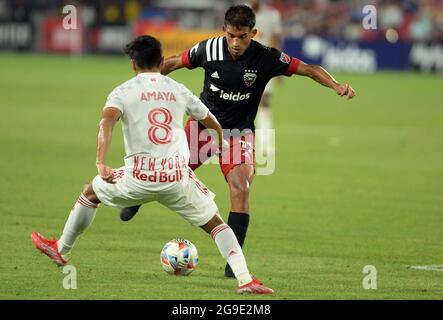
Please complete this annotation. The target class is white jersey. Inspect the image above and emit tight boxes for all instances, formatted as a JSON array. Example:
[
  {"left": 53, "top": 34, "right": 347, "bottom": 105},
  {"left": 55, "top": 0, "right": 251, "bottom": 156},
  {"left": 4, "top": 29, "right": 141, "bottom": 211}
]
[
  {"left": 254, "top": 5, "right": 283, "bottom": 47},
  {"left": 104, "top": 72, "right": 209, "bottom": 191}
]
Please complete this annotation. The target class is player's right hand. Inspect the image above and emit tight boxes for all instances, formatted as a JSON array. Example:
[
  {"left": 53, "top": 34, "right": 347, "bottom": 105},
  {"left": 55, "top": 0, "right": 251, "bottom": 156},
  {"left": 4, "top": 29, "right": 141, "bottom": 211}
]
[{"left": 97, "top": 163, "right": 116, "bottom": 184}]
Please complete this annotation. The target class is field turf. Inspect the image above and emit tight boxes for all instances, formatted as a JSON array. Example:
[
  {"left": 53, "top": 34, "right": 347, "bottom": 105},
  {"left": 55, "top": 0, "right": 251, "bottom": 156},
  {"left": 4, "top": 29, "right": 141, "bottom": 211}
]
[{"left": 0, "top": 53, "right": 442, "bottom": 300}]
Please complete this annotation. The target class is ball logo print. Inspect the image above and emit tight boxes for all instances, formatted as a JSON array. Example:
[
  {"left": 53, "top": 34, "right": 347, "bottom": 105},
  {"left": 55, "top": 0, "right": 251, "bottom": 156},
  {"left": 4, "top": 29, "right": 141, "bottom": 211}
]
[{"left": 160, "top": 239, "right": 199, "bottom": 275}]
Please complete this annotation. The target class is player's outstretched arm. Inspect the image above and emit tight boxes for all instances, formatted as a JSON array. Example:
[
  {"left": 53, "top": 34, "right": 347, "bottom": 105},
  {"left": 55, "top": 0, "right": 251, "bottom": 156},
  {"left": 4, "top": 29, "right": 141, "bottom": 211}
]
[
  {"left": 295, "top": 63, "right": 356, "bottom": 100},
  {"left": 161, "top": 55, "right": 185, "bottom": 75},
  {"left": 96, "top": 107, "right": 121, "bottom": 184}
]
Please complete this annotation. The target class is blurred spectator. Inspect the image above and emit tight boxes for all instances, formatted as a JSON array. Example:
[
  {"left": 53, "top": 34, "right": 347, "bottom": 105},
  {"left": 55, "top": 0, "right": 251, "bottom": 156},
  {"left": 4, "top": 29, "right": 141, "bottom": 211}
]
[
  {"left": 409, "top": 5, "right": 433, "bottom": 41},
  {"left": 379, "top": 0, "right": 405, "bottom": 30},
  {"left": 267, "top": 0, "right": 443, "bottom": 42},
  {"left": 2, "top": 0, "right": 443, "bottom": 42}
]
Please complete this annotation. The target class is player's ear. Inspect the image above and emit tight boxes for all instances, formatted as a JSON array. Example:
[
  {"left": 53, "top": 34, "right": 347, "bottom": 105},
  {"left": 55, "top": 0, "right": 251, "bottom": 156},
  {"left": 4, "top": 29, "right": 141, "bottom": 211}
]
[
  {"left": 131, "top": 59, "right": 137, "bottom": 72},
  {"left": 251, "top": 28, "right": 257, "bottom": 38},
  {"left": 222, "top": 25, "right": 226, "bottom": 32}
]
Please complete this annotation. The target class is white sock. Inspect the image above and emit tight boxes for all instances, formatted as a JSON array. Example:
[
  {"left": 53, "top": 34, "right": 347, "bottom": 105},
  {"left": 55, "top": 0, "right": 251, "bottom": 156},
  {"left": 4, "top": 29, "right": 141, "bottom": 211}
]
[
  {"left": 211, "top": 224, "right": 253, "bottom": 286},
  {"left": 57, "top": 194, "right": 98, "bottom": 256}
]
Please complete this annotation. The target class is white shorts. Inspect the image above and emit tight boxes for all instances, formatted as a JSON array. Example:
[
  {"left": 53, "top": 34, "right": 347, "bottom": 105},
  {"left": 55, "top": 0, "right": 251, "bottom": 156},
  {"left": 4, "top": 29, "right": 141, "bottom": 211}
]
[{"left": 92, "top": 167, "right": 218, "bottom": 227}]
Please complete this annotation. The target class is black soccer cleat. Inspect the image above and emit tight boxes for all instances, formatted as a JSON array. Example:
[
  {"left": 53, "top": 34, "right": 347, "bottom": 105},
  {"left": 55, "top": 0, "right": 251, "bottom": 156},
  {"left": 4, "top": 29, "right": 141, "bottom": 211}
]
[
  {"left": 120, "top": 205, "right": 141, "bottom": 221},
  {"left": 224, "top": 263, "right": 235, "bottom": 278}
]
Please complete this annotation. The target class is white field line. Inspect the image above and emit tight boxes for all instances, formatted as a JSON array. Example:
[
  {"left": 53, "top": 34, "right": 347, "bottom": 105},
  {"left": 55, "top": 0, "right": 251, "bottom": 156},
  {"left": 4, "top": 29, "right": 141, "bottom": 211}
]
[{"left": 408, "top": 265, "right": 443, "bottom": 272}]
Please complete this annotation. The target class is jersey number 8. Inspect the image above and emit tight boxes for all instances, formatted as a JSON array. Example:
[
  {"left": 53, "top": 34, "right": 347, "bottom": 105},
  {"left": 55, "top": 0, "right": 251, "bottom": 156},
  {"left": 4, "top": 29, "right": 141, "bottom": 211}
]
[{"left": 148, "top": 108, "right": 173, "bottom": 145}]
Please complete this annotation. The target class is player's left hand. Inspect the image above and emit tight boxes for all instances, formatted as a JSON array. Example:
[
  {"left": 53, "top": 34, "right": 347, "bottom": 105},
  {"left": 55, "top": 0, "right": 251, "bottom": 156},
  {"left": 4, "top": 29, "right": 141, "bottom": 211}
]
[
  {"left": 97, "top": 163, "right": 116, "bottom": 184},
  {"left": 335, "top": 83, "right": 356, "bottom": 100}
]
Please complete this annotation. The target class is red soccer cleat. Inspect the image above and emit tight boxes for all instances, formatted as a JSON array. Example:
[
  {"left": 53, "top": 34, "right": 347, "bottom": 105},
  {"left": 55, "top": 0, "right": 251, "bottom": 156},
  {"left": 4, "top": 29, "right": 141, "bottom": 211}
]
[
  {"left": 251, "top": 275, "right": 263, "bottom": 285},
  {"left": 31, "top": 232, "right": 67, "bottom": 267},
  {"left": 237, "top": 278, "right": 274, "bottom": 295}
]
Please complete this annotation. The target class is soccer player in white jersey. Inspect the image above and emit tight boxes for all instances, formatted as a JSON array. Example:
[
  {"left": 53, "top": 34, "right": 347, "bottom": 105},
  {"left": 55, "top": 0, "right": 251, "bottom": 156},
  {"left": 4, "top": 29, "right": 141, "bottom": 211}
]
[
  {"left": 249, "top": 0, "right": 283, "bottom": 156},
  {"left": 30, "top": 35, "right": 273, "bottom": 295}
]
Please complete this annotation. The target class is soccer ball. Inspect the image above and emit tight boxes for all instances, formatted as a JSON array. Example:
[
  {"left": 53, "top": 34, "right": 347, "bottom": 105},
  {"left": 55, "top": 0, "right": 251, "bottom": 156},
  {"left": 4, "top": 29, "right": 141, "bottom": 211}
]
[{"left": 160, "top": 238, "right": 199, "bottom": 275}]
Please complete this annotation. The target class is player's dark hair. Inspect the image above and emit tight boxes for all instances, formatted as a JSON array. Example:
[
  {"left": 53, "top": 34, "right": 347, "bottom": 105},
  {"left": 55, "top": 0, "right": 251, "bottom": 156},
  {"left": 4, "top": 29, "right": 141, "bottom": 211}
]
[
  {"left": 124, "top": 35, "right": 162, "bottom": 69},
  {"left": 224, "top": 5, "right": 256, "bottom": 29}
]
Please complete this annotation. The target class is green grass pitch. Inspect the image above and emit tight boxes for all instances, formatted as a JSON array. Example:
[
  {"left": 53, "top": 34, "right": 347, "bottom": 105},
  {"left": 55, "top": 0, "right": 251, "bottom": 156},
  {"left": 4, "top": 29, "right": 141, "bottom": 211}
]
[{"left": 0, "top": 53, "right": 442, "bottom": 299}]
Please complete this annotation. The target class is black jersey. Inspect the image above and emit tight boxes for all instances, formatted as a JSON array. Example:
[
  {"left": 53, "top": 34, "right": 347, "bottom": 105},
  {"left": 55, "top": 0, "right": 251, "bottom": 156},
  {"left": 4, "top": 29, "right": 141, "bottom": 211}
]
[{"left": 182, "top": 37, "right": 300, "bottom": 131}]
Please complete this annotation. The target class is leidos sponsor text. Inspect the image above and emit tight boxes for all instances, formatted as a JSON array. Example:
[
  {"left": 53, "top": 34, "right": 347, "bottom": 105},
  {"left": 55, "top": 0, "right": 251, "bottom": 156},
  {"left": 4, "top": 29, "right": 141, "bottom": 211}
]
[{"left": 219, "top": 90, "right": 251, "bottom": 101}]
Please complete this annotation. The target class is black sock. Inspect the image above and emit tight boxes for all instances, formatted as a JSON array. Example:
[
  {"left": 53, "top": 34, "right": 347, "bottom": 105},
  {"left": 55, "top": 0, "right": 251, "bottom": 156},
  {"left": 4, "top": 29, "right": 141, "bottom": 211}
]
[
  {"left": 225, "top": 212, "right": 250, "bottom": 275},
  {"left": 227, "top": 211, "right": 250, "bottom": 248}
]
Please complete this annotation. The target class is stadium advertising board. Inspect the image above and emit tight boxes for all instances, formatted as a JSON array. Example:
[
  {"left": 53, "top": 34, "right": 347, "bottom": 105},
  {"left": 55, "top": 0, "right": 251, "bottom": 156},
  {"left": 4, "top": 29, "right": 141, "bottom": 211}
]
[
  {"left": 410, "top": 42, "right": 443, "bottom": 73},
  {"left": 89, "top": 26, "right": 132, "bottom": 53},
  {"left": 284, "top": 36, "right": 424, "bottom": 72},
  {"left": 134, "top": 20, "right": 222, "bottom": 58},
  {"left": 0, "top": 21, "right": 33, "bottom": 49},
  {"left": 41, "top": 17, "right": 83, "bottom": 53}
]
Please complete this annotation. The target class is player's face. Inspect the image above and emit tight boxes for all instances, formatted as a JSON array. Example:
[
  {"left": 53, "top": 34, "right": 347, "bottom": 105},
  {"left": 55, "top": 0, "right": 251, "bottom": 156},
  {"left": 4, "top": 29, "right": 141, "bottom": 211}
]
[{"left": 223, "top": 25, "right": 257, "bottom": 59}]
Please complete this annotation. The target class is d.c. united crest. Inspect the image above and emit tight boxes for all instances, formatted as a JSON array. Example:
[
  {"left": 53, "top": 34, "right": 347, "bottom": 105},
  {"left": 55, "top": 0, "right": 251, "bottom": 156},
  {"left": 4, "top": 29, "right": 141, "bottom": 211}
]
[
  {"left": 280, "top": 52, "right": 291, "bottom": 64},
  {"left": 243, "top": 69, "right": 257, "bottom": 87}
]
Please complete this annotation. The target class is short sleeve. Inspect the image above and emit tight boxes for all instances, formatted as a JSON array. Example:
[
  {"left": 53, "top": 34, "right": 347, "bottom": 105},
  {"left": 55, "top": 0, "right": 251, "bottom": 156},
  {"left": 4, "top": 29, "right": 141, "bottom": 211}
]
[
  {"left": 181, "top": 40, "right": 208, "bottom": 69},
  {"left": 263, "top": 47, "right": 301, "bottom": 78},
  {"left": 104, "top": 87, "right": 124, "bottom": 113},
  {"left": 181, "top": 85, "right": 209, "bottom": 121}
]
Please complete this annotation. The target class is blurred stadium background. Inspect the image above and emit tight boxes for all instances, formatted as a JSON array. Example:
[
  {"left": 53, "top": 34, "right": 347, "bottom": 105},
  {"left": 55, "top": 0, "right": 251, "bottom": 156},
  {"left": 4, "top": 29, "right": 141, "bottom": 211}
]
[
  {"left": 1, "top": 0, "right": 442, "bottom": 300},
  {"left": 1, "top": 0, "right": 443, "bottom": 71}
]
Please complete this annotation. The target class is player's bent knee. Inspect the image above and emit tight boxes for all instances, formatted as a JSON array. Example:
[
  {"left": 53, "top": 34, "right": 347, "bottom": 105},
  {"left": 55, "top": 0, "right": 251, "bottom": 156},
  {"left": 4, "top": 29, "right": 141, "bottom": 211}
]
[
  {"left": 200, "top": 212, "right": 225, "bottom": 235},
  {"left": 227, "top": 167, "right": 253, "bottom": 194},
  {"left": 82, "top": 183, "right": 100, "bottom": 204},
  {"left": 229, "top": 178, "right": 250, "bottom": 195}
]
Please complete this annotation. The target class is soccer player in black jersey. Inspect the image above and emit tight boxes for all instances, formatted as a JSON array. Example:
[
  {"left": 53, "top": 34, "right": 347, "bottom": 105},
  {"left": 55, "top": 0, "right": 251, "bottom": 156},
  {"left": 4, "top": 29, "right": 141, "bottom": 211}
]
[{"left": 120, "top": 5, "right": 356, "bottom": 277}]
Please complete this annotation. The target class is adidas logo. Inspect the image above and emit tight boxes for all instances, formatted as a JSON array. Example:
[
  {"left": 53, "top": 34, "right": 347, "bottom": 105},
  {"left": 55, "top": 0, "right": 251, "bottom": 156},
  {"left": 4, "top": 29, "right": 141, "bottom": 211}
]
[
  {"left": 211, "top": 71, "right": 220, "bottom": 79},
  {"left": 209, "top": 84, "right": 220, "bottom": 92},
  {"left": 228, "top": 250, "right": 237, "bottom": 257}
]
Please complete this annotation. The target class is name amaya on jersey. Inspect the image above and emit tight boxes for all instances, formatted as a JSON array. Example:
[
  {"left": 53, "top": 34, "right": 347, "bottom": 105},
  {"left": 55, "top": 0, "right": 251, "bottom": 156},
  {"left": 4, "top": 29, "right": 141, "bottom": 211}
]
[
  {"left": 104, "top": 73, "right": 209, "bottom": 191},
  {"left": 140, "top": 91, "right": 177, "bottom": 102},
  {"left": 181, "top": 37, "right": 300, "bottom": 131}
]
